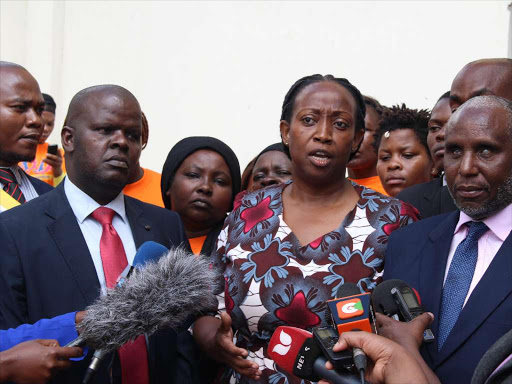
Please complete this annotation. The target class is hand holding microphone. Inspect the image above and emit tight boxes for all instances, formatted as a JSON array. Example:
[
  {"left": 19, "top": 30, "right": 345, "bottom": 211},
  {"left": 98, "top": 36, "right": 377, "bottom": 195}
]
[{"left": 320, "top": 331, "right": 432, "bottom": 384}]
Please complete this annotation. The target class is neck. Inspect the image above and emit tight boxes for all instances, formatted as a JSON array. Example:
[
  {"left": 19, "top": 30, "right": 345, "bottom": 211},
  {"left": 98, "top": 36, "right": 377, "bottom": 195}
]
[
  {"left": 129, "top": 165, "right": 144, "bottom": 184},
  {"left": 185, "top": 227, "right": 211, "bottom": 239},
  {"left": 67, "top": 173, "right": 122, "bottom": 206},
  {"left": 347, "top": 167, "right": 377, "bottom": 179},
  {"left": 0, "top": 160, "right": 16, "bottom": 168},
  {"left": 289, "top": 173, "right": 353, "bottom": 206}
]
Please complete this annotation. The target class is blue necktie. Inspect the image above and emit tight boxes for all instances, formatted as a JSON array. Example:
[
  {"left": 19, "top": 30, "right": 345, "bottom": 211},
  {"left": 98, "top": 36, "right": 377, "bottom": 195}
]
[{"left": 438, "top": 221, "right": 488, "bottom": 350}]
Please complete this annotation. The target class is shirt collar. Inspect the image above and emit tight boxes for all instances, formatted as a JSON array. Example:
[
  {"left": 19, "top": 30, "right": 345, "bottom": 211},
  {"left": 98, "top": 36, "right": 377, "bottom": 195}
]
[
  {"left": 454, "top": 203, "right": 512, "bottom": 242},
  {"left": 64, "top": 177, "right": 127, "bottom": 225},
  {"left": 0, "top": 165, "right": 23, "bottom": 184}
]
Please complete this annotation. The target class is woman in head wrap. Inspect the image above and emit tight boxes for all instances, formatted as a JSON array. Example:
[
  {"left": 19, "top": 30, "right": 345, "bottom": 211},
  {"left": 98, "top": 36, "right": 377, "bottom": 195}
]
[
  {"left": 161, "top": 136, "right": 241, "bottom": 256},
  {"left": 193, "top": 75, "right": 419, "bottom": 383},
  {"left": 246, "top": 142, "right": 292, "bottom": 191}
]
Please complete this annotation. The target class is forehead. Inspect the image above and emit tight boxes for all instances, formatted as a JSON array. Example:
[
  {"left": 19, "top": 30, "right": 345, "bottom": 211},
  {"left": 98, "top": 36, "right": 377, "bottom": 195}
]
[
  {"left": 182, "top": 149, "right": 228, "bottom": 168},
  {"left": 451, "top": 64, "right": 511, "bottom": 100},
  {"left": 0, "top": 67, "right": 43, "bottom": 102},
  {"left": 254, "top": 150, "right": 289, "bottom": 167},
  {"left": 430, "top": 98, "right": 451, "bottom": 120},
  {"left": 81, "top": 93, "right": 141, "bottom": 126},
  {"left": 446, "top": 105, "right": 511, "bottom": 144},
  {"left": 294, "top": 81, "right": 357, "bottom": 113},
  {"left": 379, "top": 129, "right": 422, "bottom": 150}
]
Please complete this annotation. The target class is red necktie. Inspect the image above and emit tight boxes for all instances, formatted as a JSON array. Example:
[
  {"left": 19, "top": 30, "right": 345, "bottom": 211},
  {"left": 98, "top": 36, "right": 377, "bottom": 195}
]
[
  {"left": 0, "top": 168, "right": 26, "bottom": 204},
  {"left": 91, "top": 207, "right": 150, "bottom": 384}
]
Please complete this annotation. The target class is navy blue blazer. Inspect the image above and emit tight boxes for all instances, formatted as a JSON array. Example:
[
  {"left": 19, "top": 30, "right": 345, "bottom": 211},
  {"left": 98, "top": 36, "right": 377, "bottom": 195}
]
[
  {"left": 27, "top": 172, "right": 54, "bottom": 196},
  {"left": 383, "top": 211, "right": 512, "bottom": 384},
  {"left": 0, "top": 183, "right": 189, "bottom": 384}
]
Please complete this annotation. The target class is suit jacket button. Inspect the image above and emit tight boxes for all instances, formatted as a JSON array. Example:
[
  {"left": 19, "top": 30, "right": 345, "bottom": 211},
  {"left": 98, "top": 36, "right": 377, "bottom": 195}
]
[{"left": 144, "top": 224, "right": 151, "bottom": 231}]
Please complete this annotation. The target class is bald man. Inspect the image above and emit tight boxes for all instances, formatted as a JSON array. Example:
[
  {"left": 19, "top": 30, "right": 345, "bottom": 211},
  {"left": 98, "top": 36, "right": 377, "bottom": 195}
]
[
  {"left": 0, "top": 61, "right": 53, "bottom": 209},
  {"left": 398, "top": 58, "right": 512, "bottom": 219},
  {"left": 0, "top": 85, "right": 190, "bottom": 384}
]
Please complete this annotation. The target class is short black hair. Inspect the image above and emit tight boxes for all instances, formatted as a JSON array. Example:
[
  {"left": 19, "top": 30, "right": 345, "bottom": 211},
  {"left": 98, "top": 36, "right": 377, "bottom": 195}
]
[
  {"left": 42, "top": 93, "right": 56, "bottom": 114},
  {"left": 280, "top": 74, "right": 366, "bottom": 159},
  {"left": 437, "top": 91, "right": 450, "bottom": 103},
  {"left": 363, "top": 95, "right": 385, "bottom": 116},
  {"left": 373, "top": 104, "right": 431, "bottom": 156}
]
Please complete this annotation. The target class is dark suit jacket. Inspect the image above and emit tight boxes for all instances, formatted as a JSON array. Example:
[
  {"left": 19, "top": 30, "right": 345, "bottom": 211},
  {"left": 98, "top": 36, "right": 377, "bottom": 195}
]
[
  {"left": 383, "top": 211, "right": 512, "bottom": 384},
  {"left": 397, "top": 177, "right": 457, "bottom": 219},
  {"left": 26, "top": 172, "right": 54, "bottom": 196},
  {"left": 0, "top": 183, "right": 190, "bottom": 384}
]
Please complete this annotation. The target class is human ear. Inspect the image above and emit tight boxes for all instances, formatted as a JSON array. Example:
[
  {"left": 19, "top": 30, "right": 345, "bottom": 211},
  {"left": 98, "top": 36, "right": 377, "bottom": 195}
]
[
  {"left": 280, "top": 120, "right": 291, "bottom": 147},
  {"left": 61, "top": 126, "right": 75, "bottom": 154},
  {"left": 351, "top": 128, "right": 365, "bottom": 153}
]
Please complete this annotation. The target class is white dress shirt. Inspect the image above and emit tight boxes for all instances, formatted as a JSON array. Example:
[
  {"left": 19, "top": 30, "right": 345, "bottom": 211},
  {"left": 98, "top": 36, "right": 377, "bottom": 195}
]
[
  {"left": 0, "top": 166, "right": 39, "bottom": 201},
  {"left": 64, "top": 177, "right": 137, "bottom": 293},
  {"left": 444, "top": 204, "right": 512, "bottom": 307}
]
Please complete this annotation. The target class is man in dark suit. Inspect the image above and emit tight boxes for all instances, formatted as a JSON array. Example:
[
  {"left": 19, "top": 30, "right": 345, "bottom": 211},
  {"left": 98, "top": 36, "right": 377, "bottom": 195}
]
[
  {"left": 397, "top": 58, "right": 512, "bottom": 219},
  {"left": 0, "top": 85, "right": 190, "bottom": 383},
  {"left": 383, "top": 95, "right": 512, "bottom": 383},
  {"left": 0, "top": 61, "right": 53, "bottom": 207}
]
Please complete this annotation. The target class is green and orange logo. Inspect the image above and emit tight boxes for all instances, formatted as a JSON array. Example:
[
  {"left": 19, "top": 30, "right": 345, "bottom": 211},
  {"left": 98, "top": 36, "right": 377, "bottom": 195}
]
[{"left": 336, "top": 298, "right": 364, "bottom": 319}]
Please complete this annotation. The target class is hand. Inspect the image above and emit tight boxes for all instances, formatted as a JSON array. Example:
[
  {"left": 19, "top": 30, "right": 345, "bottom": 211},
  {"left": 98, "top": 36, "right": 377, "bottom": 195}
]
[
  {"left": 319, "top": 332, "right": 430, "bottom": 384},
  {"left": 42, "top": 151, "right": 63, "bottom": 177},
  {"left": 0, "top": 339, "right": 83, "bottom": 384},
  {"left": 376, "top": 312, "right": 434, "bottom": 352},
  {"left": 209, "top": 312, "right": 261, "bottom": 380}
]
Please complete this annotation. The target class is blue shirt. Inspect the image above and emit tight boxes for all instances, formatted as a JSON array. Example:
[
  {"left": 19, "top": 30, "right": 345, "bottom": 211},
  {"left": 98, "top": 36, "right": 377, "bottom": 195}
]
[{"left": 0, "top": 311, "right": 79, "bottom": 352}]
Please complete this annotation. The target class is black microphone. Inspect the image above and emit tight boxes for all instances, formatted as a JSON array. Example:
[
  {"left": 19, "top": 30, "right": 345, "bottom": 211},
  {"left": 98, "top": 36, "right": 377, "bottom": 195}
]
[
  {"left": 268, "top": 326, "right": 367, "bottom": 384},
  {"left": 372, "top": 279, "right": 435, "bottom": 343}
]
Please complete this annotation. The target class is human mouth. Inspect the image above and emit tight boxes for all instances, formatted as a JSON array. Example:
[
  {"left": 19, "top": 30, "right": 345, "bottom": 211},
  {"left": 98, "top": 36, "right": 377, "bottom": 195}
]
[
  {"left": 190, "top": 198, "right": 212, "bottom": 209},
  {"left": 455, "top": 184, "right": 488, "bottom": 199},
  {"left": 106, "top": 156, "right": 128, "bottom": 169},
  {"left": 20, "top": 133, "right": 40, "bottom": 144},
  {"left": 308, "top": 149, "right": 333, "bottom": 167}
]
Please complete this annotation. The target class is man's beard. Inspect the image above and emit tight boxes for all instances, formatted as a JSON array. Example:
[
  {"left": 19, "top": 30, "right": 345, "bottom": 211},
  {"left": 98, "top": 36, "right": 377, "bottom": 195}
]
[
  {"left": 449, "top": 171, "right": 512, "bottom": 220},
  {"left": 0, "top": 150, "right": 36, "bottom": 166}
]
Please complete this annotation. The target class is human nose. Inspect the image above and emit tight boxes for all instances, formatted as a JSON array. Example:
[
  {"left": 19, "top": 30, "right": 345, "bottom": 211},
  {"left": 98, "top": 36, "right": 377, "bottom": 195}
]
[
  {"left": 110, "top": 130, "right": 129, "bottom": 150},
  {"left": 387, "top": 155, "right": 402, "bottom": 170},
  {"left": 458, "top": 152, "right": 478, "bottom": 177},
  {"left": 197, "top": 178, "right": 213, "bottom": 196},
  {"left": 259, "top": 175, "right": 279, "bottom": 188},
  {"left": 313, "top": 118, "right": 333, "bottom": 144},
  {"left": 436, "top": 126, "right": 446, "bottom": 142},
  {"left": 26, "top": 108, "right": 44, "bottom": 130}
]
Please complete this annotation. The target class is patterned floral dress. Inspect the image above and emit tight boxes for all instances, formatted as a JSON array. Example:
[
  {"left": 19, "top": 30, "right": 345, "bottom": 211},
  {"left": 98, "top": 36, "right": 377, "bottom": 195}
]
[{"left": 211, "top": 181, "right": 418, "bottom": 384}]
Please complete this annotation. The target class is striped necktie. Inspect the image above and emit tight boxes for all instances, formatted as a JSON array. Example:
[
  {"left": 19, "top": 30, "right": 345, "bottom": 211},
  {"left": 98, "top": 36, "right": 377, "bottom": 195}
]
[{"left": 0, "top": 168, "right": 26, "bottom": 204}]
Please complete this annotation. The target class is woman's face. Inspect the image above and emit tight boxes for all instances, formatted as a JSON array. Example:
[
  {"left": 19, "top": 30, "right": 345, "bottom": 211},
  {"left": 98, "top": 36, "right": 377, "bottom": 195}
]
[
  {"left": 427, "top": 98, "right": 452, "bottom": 175},
  {"left": 376, "top": 129, "right": 433, "bottom": 197},
  {"left": 347, "top": 106, "right": 379, "bottom": 171},
  {"left": 280, "top": 81, "right": 363, "bottom": 184},
  {"left": 167, "top": 149, "right": 232, "bottom": 233},
  {"left": 250, "top": 150, "right": 292, "bottom": 191}
]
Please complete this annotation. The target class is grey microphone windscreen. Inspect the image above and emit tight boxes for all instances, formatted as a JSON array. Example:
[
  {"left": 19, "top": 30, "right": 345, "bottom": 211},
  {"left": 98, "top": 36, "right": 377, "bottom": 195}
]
[{"left": 77, "top": 246, "right": 217, "bottom": 351}]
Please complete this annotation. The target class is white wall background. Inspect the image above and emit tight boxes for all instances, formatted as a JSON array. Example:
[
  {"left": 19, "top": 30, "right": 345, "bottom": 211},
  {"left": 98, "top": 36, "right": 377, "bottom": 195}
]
[{"left": 1, "top": 1, "right": 510, "bottom": 172}]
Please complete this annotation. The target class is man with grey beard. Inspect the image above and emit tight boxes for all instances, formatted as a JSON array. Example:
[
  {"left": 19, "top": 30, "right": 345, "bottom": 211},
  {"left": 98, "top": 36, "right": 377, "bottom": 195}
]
[{"left": 382, "top": 95, "right": 512, "bottom": 384}]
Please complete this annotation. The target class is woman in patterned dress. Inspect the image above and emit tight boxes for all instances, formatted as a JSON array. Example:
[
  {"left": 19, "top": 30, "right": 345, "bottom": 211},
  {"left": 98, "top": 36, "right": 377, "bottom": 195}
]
[{"left": 194, "top": 75, "right": 419, "bottom": 384}]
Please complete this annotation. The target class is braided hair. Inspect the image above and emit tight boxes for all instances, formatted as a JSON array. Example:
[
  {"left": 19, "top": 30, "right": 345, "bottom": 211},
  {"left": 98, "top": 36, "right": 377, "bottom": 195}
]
[
  {"left": 280, "top": 74, "right": 366, "bottom": 159},
  {"left": 373, "top": 104, "right": 431, "bottom": 156}
]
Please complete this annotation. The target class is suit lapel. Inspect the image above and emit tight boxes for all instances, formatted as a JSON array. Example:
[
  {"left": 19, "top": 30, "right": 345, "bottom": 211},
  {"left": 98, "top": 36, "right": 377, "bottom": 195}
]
[
  {"left": 423, "top": 178, "right": 443, "bottom": 217},
  {"left": 420, "top": 211, "right": 460, "bottom": 363},
  {"left": 124, "top": 196, "right": 155, "bottom": 248},
  {"left": 45, "top": 184, "right": 101, "bottom": 305},
  {"left": 436, "top": 232, "right": 512, "bottom": 366}
]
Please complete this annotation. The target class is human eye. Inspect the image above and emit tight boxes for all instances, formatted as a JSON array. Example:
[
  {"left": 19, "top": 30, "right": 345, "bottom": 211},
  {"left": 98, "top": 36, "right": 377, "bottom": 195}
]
[
  {"left": 428, "top": 125, "right": 440, "bottom": 133},
  {"left": 446, "top": 145, "right": 462, "bottom": 158},
  {"left": 379, "top": 154, "right": 391, "bottom": 161},
  {"left": 301, "top": 116, "right": 316, "bottom": 126},
  {"left": 333, "top": 120, "right": 349, "bottom": 130},
  {"left": 11, "top": 104, "right": 26, "bottom": 112},
  {"left": 126, "top": 131, "right": 141, "bottom": 141},
  {"left": 277, "top": 169, "right": 291, "bottom": 176},
  {"left": 402, "top": 153, "right": 416, "bottom": 159},
  {"left": 185, "top": 172, "right": 199, "bottom": 179},
  {"left": 479, "top": 147, "right": 495, "bottom": 159},
  {"left": 252, "top": 173, "right": 264, "bottom": 182}
]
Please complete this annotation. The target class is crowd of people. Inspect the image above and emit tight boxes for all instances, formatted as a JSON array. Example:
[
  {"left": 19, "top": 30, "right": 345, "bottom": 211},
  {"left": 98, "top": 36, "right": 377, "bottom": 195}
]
[{"left": 0, "top": 57, "right": 511, "bottom": 384}]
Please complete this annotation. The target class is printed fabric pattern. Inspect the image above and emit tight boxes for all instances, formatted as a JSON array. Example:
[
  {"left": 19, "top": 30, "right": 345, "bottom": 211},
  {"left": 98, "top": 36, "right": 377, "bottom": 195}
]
[{"left": 212, "top": 181, "right": 418, "bottom": 384}]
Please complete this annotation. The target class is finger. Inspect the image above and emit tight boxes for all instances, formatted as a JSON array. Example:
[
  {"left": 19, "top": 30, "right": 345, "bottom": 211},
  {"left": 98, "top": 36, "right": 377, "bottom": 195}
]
[
  {"left": 37, "top": 339, "right": 60, "bottom": 347},
  {"left": 53, "top": 359, "right": 73, "bottom": 370},
  {"left": 230, "top": 357, "right": 259, "bottom": 371},
  {"left": 325, "top": 360, "right": 334, "bottom": 370},
  {"left": 55, "top": 346, "right": 84, "bottom": 359},
  {"left": 410, "top": 312, "right": 434, "bottom": 331},
  {"left": 218, "top": 312, "right": 232, "bottom": 334},
  {"left": 375, "top": 312, "right": 394, "bottom": 328},
  {"left": 218, "top": 336, "right": 249, "bottom": 358}
]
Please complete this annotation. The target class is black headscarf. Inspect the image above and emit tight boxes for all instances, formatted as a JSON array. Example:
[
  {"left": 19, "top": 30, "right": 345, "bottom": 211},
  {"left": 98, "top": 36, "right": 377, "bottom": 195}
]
[
  {"left": 160, "top": 136, "right": 241, "bottom": 211},
  {"left": 253, "top": 142, "right": 287, "bottom": 166}
]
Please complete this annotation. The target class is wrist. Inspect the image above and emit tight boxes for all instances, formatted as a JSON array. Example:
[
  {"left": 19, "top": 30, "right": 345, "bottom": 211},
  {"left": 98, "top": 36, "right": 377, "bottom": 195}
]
[{"left": 52, "top": 167, "right": 63, "bottom": 177}]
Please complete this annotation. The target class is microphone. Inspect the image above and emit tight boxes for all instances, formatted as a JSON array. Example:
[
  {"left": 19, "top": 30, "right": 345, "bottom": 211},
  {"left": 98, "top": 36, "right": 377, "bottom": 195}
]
[
  {"left": 326, "top": 283, "right": 376, "bottom": 335},
  {"left": 76, "top": 245, "right": 217, "bottom": 351},
  {"left": 372, "top": 279, "right": 435, "bottom": 343},
  {"left": 81, "top": 241, "right": 169, "bottom": 383},
  {"left": 268, "top": 326, "right": 366, "bottom": 384}
]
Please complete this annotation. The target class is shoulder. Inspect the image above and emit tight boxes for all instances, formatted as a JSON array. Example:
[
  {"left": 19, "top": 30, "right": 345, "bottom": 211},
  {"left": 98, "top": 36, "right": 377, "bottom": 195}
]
[
  {"left": 398, "top": 178, "right": 440, "bottom": 198},
  {"left": 389, "top": 211, "right": 454, "bottom": 241},
  {"left": 125, "top": 195, "right": 180, "bottom": 222},
  {"left": 26, "top": 173, "right": 53, "bottom": 195},
  {"left": 0, "top": 187, "right": 58, "bottom": 224}
]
